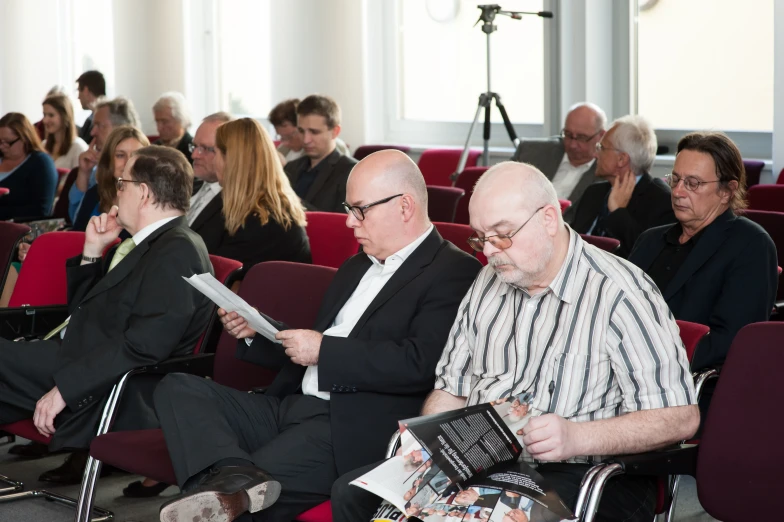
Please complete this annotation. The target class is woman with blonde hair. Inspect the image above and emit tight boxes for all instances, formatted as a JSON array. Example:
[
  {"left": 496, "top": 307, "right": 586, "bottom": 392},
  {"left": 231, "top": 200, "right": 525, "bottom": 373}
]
[
  {"left": 213, "top": 117, "right": 310, "bottom": 268},
  {"left": 41, "top": 93, "right": 88, "bottom": 170}
]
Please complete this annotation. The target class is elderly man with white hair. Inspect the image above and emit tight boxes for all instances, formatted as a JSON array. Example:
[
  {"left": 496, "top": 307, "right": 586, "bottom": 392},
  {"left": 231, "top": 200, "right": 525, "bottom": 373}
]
[
  {"left": 566, "top": 114, "right": 675, "bottom": 257},
  {"left": 153, "top": 91, "right": 194, "bottom": 165}
]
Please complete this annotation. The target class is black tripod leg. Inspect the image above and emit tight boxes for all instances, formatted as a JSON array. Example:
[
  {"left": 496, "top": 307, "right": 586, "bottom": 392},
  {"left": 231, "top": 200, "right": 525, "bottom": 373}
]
[
  {"left": 482, "top": 95, "right": 492, "bottom": 166},
  {"left": 493, "top": 93, "right": 519, "bottom": 147}
]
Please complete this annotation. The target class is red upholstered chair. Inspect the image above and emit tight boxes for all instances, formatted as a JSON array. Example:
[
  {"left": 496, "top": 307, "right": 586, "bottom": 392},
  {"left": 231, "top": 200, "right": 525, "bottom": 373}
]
[
  {"left": 558, "top": 199, "right": 572, "bottom": 212},
  {"left": 0, "top": 188, "right": 9, "bottom": 197},
  {"left": 743, "top": 160, "right": 765, "bottom": 188},
  {"left": 747, "top": 185, "right": 784, "bottom": 212},
  {"left": 426, "top": 186, "right": 465, "bottom": 223},
  {"left": 777, "top": 168, "right": 784, "bottom": 184},
  {"left": 52, "top": 167, "right": 79, "bottom": 221},
  {"left": 453, "top": 166, "right": 488, "bottom": 225},
  {"left": 56, "top": 167, "right": 71, "bottom": 180},
  {"left": 354, "top": 145, "right": 411, "bottom": 161},
  {"left": 306, "top": 211, "right": 358, "bottom": 269},
  {"left": 433, "top": 222, "right": 487, "bottom": 266},
  {"left": 741, "top": 210, "right": 784, "bottom": 306},
  {"left": 146, "top": 135, "right": 160, "bottom": 143},
  {"left": 85, "top": 262, "right": 337, "bottom": 519},
  {"left": 0, "top": 222, "right": 30, "bottom": 289},
  {"left": 418, "top": 148, "right": 482, "bottom": 187},
  {"left": 579, "top": 234, "right": 621, "bottom": 254}
]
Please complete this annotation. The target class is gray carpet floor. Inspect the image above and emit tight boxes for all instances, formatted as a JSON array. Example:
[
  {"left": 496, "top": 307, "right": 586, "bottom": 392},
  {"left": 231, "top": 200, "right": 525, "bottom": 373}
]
[{"left": 0, "top": 439, "right": 720, "bottom": 521}]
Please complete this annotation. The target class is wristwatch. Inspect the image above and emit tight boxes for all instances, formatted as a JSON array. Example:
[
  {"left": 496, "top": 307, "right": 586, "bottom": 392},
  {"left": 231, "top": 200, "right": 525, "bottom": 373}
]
[{"left": 81, "top": 254, "right": 101, "bottom": 263}]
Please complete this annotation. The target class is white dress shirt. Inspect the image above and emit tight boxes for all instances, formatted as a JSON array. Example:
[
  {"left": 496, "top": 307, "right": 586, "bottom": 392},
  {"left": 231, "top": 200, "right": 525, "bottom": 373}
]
[
  {"left": 187, "top": 182, "right": 222, "bottom": 226},
  {"left": 550, "top": 153, "right": 595, "bottom": 200},
  {"left": 301, "top": 224, "right": 434, "bottom": 400}
]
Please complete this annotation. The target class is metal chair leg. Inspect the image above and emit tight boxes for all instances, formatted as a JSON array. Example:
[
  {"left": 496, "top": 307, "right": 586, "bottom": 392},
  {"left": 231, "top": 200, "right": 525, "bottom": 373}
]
[
  {"left": 573, "top": 464, "right": 607, "bottom": 520},
  {"left": 75, "top": 455, "right": 104, "bottom": 522},
  {"left": 0, "top": 487, "right": 113, "bottom": 521},
  {"left": 584, "top": 463, "right": 625, "bottom": 522},
  {"left": 664, "top": 474, "right": 682, "bottom": 522},
  {"left": 0, "top": 472, "right": 23, "bottom": 495}
]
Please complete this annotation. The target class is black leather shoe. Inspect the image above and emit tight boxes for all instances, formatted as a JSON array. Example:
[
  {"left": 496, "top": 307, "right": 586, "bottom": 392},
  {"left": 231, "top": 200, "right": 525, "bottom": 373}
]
[
  {"left": 38, "top": 451, "right": 113, "bottom": 484},
  {"left": 123, "top": 479, "right": 171, "bottom": 498},
  {"left": 8, "top": 441, "right": 50, "bottom": 458},
  {"left": 159, "top": 466, "right": 280, "bottom": 522}
]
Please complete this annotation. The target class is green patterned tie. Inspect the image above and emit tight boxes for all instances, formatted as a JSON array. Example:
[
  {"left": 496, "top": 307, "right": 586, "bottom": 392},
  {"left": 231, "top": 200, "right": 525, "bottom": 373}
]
[{"left": 43, "top": 238, "right": 136, "bottom": 341}]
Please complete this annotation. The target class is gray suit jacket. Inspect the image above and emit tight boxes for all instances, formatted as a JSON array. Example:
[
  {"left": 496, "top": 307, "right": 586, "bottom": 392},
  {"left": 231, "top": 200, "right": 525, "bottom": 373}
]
[{"left": 512, "top": 136, "right": 598, "bottom": 208}]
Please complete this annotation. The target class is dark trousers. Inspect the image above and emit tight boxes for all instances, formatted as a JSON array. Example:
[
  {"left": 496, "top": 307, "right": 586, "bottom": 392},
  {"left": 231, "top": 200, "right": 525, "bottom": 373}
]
[
  {"left": 331, "top": 461, "right": 655, "bottom": 522},
  {"left": 0, "top": 338, "right": 59, "bottom": 424},
  {"left": 154, "top": 373, "right": 338, "bottom": 522}
]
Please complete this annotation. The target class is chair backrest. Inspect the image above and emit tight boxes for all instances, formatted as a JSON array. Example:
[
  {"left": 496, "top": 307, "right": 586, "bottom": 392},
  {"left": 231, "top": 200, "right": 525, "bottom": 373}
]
[
  {"left": 354, "top": 145, "right": 412, "bottom": 162},
  {"left": 697, "top": 322, "right": 784, "bottom": 521},
  {"left": 305, "top": 211, "right": 358, "bottom": 269},
  {"left": 453, "top": 166, "right": 488, "bottom": 225},
  {"left": 558, "top": 199, "right": 572, "bottom": 212},
  {"left": 56, "top": 167, "right": 71, "bottom": 180},
  {"left": 675, "top": 320, "right": 709, "bottom": 363},
  {"left": 747, "top": 185, "right": 784, "bottom": 212},
  {"left": 427, "top": 186, "right": 465, "bottom": 223},
  {"left": 52, "top": 167, "right": 79, "bottom": 221},
  {"left": 741, "top": 209, "right": 784, "bottom": 301},
  {"left": 418, "top": 149, "right": 481, "bottom": 187},
  {"left": 433, "top": 222, "right": 487, "bottom": 266},
  {"left": 9, "top": 231, "right": 86, "bottom": 307},
  {"left": 0, "top": 222, "right": 30, "bottom": 290},
  {"left": 743, "top": 160, "right": 765, "bottom": 188},
  {"left": 777, "top": 168, "right": 784, "bottom": 185},
  {"left": 579, "top": 234, "right": 620, "bottom": 254},
  {"left": 212, "top": 261, "right": 337, "bottom": 390}
]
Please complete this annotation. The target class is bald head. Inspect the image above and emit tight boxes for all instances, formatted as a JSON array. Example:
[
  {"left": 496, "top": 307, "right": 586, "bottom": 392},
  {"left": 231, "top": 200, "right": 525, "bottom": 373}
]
[
  {"left": 349, "top": 150, "right": 428, "bottom": 215},
  {"left": 565, "top": 102, "right": 606, "bottom": 132}
]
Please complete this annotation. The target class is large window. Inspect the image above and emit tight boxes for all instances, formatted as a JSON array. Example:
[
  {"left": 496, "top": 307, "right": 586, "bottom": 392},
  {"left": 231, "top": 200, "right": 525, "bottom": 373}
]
[
  {"left": 397, "top": 0, "right": 546, "bottom": 125},
  {"left": 637, "top": 0, "right": 773, "bottom": 132}
]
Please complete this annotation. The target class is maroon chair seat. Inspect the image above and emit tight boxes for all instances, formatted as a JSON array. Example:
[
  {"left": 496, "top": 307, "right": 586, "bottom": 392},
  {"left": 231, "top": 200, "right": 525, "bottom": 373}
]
[
  {"left": 91, "top": 429, "right": 175, "bottom": 484},
  {"left": 296, "top": 500, "right": 333, "bottom": 521},
  {"left": 433, "top": 222, "right": 487, "bottom": 266},
  {"left": 453, "top": 166, "right": 488, "bottom": 225},
  {"left": 305, "top": 212, "right": 358, "bottom": 269},
  {"left": 580, "top": 234, "right": 620, "bottom": 254},
  {"left": 353, "top": 145, "right": 411, "bottom": 161},
  {"left": 558, "top": 199, "right": 572, "bottom": 212},
  {"left": 740, "top": 210, "right": 784, "bottom": 302},
  {"left": 418, "top": 148, "right": 481, "bottom": 187},
  {"left": 743, "top": 160, "right": 765, "bottom": 188},
  {"left": 747, "top": 185, "right": 784, "bottom": 212},
  {"left": 426, "top": 186, "right": 464, "bottom": 223}
]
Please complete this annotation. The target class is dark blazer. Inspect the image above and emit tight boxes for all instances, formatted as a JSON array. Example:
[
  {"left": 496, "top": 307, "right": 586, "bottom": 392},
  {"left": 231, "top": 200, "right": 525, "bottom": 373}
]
[
  {"left": 0, "top": 151, "right": 58, "bottom": 219},
  {"left": 284, "top": 150, "right": 358, "bottom": 213},
  {"left": 78, "top": 114, "right": 93, "bottom": 144},
  {"left": 237, "top": 228, "right": 482, "bottom": 475},
  {"left": 512, "top": 136, "right": 598, "bottom": 205},
  {"left": 628, "top": 210, "right": 778, "bottom": 371},
  {"left": 189, "top": 193, "right": 225, "bottom": 254},
  {"left": 213, "top": 213, "right": 312, "bottom": 270},
  {"left": 50, "top": 217, "right": 213, "bottom": 449},
  {"left": 567, "top": 173, "right": 675, "bottom": 258},
  {"left": 155, "top": 132, "right": 194, "bottom": 165}
]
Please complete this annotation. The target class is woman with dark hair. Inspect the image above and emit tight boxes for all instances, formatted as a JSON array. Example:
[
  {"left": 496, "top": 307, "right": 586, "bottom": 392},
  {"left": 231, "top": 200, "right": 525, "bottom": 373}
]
[
  {"left": 0, "top": 112, "right": 58, "bottom": 219},
  {"left": 41, "top": 94, "right": 88, "bottom": 170}
]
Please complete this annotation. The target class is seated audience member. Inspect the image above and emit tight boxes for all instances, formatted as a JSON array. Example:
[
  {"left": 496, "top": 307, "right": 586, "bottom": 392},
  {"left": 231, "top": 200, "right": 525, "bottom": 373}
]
[
  {"left": 68, "top": 96, "right": 141, "bottom": 222},
  {"left": 628, "top": 131, "right": 777, "bottom": 374},
  {"left": 153, "top": 150, "right": 482, "bottom": 521},
  {"left": 42, "top": 93, "right": 89, "bottom": 170},
  {"left": 283, "top": 95, "right": 358, "bottom": 212},
  {"left": 208, "top": 117, "right": 311, "bottom": 268},
  {"left": 331, "top": 162, "right": 699, "bottom": 522},
  {"left": 186, "top": 112, "right": 232, "bottom": 253},
  {"left": 512, "top": 102, "right": 605, "bottom": 207},
  {"left": 152, "top": 92, "right": 194, "bottom": 165},
  {"left": 268, "top": 98, "right": 350, "bottom": 166},
  {"left": 0, "top": 146, "right": 213, "bottom": 484},
  {"left": 76, "top": 71, "right": 106, "bottom": 143},
  {"left": 34, "top": 85, "right": 67, "bottom": 140},
  {"left": 566, "top": 115, "right": 675, "bottom": 257},
  {"left": 0, "top": 113, "right": 58, "bottom": 219}
]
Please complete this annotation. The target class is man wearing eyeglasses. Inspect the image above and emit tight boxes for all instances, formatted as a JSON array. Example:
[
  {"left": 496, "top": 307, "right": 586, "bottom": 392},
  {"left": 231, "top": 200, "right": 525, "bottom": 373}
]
[
  {"left": 153, "top": 150, "right": 481, "bottom": 522},
  {"left": 512, "top": 102, "right": 606, "bottom": 208},
  {"left": 628, "top": 132, "right": 776, "bottom": 378},
  {"left": 565, "top": 115, "right": 675, "bottom": 258},
  {"left": 186, "top": 112, "right": 233, "bottom": 253}
]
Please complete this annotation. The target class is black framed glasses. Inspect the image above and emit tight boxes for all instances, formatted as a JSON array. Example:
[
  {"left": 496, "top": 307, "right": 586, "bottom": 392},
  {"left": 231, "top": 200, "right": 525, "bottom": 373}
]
[
  {"left": 467, "top": 206, "right": 546, "bottom": 252},
  {"left": 342, "top": 194, "right": 403, "bottom": 221},
  {"left": 188, "top": 143, "right": 216, "bottom": 155},
  {"left": 665, "top": 173, "right": 721, "bottom": 192},
  {"left": 0, "top": 137, "right": 21, "bottom": 148},
  {"left": 561, "top": 129, "right": 601, "bottom": 143},
  {"left": 115, "top": 178, "right": 143, "bottom": 191}
]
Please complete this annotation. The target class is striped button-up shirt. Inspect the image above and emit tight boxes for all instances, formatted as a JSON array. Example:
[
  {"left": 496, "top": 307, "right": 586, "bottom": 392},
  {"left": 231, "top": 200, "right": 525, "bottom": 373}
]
[{"left": 434, "top": 228, "right": 696, "bottom": 463}]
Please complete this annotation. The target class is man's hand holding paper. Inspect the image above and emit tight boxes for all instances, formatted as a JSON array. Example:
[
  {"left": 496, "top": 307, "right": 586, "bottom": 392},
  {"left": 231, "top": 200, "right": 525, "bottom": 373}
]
[{"left": 218, "top": 308, "right": 256, "bottom": 340}]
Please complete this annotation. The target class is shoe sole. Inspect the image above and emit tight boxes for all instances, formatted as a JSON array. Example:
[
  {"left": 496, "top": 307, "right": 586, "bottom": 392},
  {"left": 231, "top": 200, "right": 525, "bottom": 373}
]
[{"left": 159, "top": 480, "right": 281, "bottom": 522}]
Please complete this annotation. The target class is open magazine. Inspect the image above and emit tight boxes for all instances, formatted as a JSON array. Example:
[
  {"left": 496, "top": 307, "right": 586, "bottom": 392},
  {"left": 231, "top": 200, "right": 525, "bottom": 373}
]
[{"left": 351, "top": 393, "right": 575, "bottom": 521}]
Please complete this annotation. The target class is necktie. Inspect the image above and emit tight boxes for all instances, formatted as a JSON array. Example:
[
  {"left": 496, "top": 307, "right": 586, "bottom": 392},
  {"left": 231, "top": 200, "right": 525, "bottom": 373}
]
[
  {"left": 187, "top": 185, "right": 211, "bottom": 225},
  {"left": 43, "top": 238, "right": 136, "bottom": 340}
]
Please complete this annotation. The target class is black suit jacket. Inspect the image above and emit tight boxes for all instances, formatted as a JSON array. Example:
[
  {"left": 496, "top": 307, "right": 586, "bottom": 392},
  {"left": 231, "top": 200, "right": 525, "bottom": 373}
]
[
  {"left": 628, "top": 210, "right": 778, "bottom": 371},
  {"left": 237, "top": 228, "right": 482, "bottom": 475},
  {"left": 284, "top": 150, "right": 358, "bottom": 213},
  {"left": 189, "top": 193, "right": 226, "bottom": 254},
  {"left": 212, "top": 213, "right": 312, "bottom": 270},
  {"left": 567, "top": 173, "right": 675, "bottom": 257},
  {"left": 50, "top": 217, "right": 213, "bottom": 449},
  {"left": 155, "top": 132, "right": 194, "bottom": 165}
]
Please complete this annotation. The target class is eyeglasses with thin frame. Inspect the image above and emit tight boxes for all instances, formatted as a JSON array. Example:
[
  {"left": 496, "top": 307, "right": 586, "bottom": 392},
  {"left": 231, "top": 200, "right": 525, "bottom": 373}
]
[
  {"left": 188, "top": 143, "right": 216, "bottom": 155},
  {"left": 115, "top": 178, "right": 143, "bottom": 192},
  {"left": 467, "top": 206, "right": 546, "bottom": 252},
  {"left": 595, "top": 142, "right": 621, "bottom": 153},
  {"left": 561, "top": 129, "right": 601, "bottom": 144},
  {"left": 665, "top": 172, "right": 721, "bottom": 192},
  {"left": 0, "top": 137, "right": 21, "bottom": 148},
  {"left": 342, "top": 194, "right": 404, "bottom": 221}
]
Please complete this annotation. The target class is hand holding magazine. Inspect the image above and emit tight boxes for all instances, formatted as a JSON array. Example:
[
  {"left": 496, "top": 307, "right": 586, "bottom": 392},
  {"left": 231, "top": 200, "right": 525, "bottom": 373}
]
[
  {"left": 183, "top": 273, "right": 281, "bottom": 343},
  {"left": 351, "top": 392, "right": 576, "bottom": 521}
]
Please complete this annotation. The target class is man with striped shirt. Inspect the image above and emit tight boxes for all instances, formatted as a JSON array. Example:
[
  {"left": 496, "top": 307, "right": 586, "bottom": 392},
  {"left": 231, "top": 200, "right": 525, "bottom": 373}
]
[{"left": 427, "top": 162, "right": 699, "bottom": 522}]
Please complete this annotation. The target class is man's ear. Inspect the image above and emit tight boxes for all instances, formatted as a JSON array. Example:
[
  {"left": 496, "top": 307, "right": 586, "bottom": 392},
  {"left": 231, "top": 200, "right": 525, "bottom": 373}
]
[{"left": 331, "top": 124, "right": 341, "bottom": 140}]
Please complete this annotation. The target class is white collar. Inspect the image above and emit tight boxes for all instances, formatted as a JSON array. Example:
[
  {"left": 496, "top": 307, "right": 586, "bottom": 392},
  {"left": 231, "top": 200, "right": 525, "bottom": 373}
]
[
  {"left": 367, "top": 224, "right": 434, "bottom": 267},
  {"left": 132, "top": 216, "right": 180, "bottom": 245}
]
